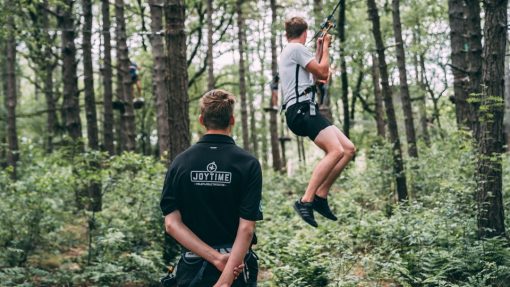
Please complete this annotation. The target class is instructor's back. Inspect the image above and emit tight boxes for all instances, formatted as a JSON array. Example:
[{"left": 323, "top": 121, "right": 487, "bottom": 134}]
[{"left": 160, "top": 89, "right": 262, "bottom": 287}]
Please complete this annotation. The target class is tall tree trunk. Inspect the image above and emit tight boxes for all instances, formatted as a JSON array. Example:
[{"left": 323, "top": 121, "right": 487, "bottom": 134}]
[
  {"left": 136, "top": 0, "right": 149, "bottom": 51},
  {"left": 257, "top": 16, "right": 268, "bottom": 167},
  {"left": 245, "top": 30, "right": 259, "bottom": 158},
  {"left": 350, "top": 69, "right": 363, "bottom": 121},
  {"left": 337, "top": 0, "right": 350, "bottom": 137},
  {"left": 413, "top": 27, "right": 430, "bottom": 146},
  {"left": 102, "top": 0, "right": 115, "bottom": 155},
  {"left": 372, "top": 53, "right": 386, "bottom": 138},
  {"left": 448, "top": 0, "right": 482, "bottom": 132},
  {"left": 206, "top": 0, "right": 214, "bottom": 90},
  {"left": 505, "top": 41, "right": 510, "bottom": 151},
  {"left": 41, "top": 0, "right": 58, "bottom": 154},
  {"left": 165, "top": 0, "right": 190, "bottom": 160},
  {"left": 83, "top": 0, "right": 101, "bottom": 212},
  {"left": 44, "top": 66, "right": 57, "bottom": 153},
  {"left": 420, "top": 54, "right": 444, "bottom": 132},
  {"left": 58, "top": 0, "right": 87, "bottom": 210},
  {"left": 115, "top": 0, "right": 137, "bottom": 151},
  {"left": 6, "top": 6, "right": 19, "bottom": 179},
  {"left": 149, "top": 0, "right": 171, "bottom": 161},
  {"left": 367, "top": 0, "right": 408, "bottom": 201},
  {"left": 115, "top": 73, "right": 125, "bottom": 153},
  {"left": 475, "top": 0, "right": 507, "bottom": 239},
  {"left": 448, "top": 0, "right": 468, "bottom": 129},
  {"left": 269, "top": 0, "right": 282, "bottom": 171},
  {"left": 83, "top": 0, "right": 99, "bottom": 150},
  {"left": 236, "top": 0, "right": 250, "bottom": 152},
  {"left": 392, "top": 0, "right": 418, "bottom": 158},
  {"left": 1, "top": 37, "right": 7, "bottom": 168},
  {"left": 464, "top": 0, "right": 483, "bottom": 136},
  {"left": 58, "top": 0, "right": 83, "bottom": 144}
]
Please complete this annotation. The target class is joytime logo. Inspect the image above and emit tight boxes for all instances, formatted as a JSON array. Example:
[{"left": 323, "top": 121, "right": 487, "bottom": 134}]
[{"left": 191, "top": 162, "right": 232, "bottom": 186}]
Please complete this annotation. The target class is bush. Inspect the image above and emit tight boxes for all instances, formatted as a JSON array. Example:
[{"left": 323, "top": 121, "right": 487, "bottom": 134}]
[{"left": 1, "top": 131, "right": 509, "bottom": 286}]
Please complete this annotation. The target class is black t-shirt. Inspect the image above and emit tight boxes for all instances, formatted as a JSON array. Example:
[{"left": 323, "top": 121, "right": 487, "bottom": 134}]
[{"left": 160, "top": 134, "right": 263, "bottom": 247}]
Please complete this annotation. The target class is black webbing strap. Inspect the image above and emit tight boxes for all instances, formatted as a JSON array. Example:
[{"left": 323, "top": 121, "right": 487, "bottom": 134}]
[
  {"left": 295, "top": 64, "right": 300, "bottom": 99},
  {"left": 282, "top": 65, "right": 316, "bottom": 111}
]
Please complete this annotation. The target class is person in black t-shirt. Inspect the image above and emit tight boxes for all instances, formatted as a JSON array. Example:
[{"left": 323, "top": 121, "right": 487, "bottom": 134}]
[{"left": 160, "top": 89, "right": 263, "bottom": 287}]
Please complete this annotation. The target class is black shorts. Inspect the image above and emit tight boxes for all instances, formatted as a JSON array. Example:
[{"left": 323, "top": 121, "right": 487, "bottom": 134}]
[
  {"left": 175, "top": 250, "right": 258, "bottom": 287},
  {"left": 285, "top": 102, "right": 332, "bottom": 141}
]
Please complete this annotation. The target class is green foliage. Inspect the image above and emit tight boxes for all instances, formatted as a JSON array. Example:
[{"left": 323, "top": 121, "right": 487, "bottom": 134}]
[
  {"left": 1, "top": 132, "right": 509, "bottom": 286},
  {"left": 0, "top": 149, "right": 167, "bottom": 286},
  {"left": 254, "top": 131, "right": 510, "bottom": 286}
]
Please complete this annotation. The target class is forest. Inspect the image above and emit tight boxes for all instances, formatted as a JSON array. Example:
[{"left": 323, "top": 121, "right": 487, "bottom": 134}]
[{"left": 0, "top": 0, "right": 509, "bottom": 286}]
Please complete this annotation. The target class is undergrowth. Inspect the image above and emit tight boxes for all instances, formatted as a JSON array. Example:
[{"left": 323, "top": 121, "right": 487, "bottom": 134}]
[{"left": 0, "top": 131, "right": 509, "bottom": 286}]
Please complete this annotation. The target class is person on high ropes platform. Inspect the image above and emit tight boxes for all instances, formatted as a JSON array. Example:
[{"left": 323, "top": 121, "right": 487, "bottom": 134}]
[{"left": 279, "top": 16, "right": 356, "bottom": 227}]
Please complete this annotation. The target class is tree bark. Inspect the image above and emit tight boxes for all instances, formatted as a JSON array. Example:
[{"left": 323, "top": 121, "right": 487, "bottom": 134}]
[
  {"left": 115, "top": 0, "right": 137, "bottom": 151},
  {"left": 245, "top": 30, "right": 259, "bottom": 158},
  {"left": 206, "top": 0, "right": 214, "bottom": 90},
  {"left": 165, "top": 0, "right": 190, "bottom": 160},
  {"left": 448, "top": 0, "right": 482, "bottom": 132},
  {"left": 58, "top": 0, "right": 83, "bottom": 145},
  {"left": 269, "top": 0, "right": 282, "bottom": 171},
  {"left": 367, "top": 0, "right": 408, "bottom": 201},
  {"left": 82, "top": 0, "right": 102, "bottom": 212},
  {"left": 83, "top": 0, "right": 99, "bottom": 151},
  {"left": 337, "top": 0, "right": 350, "bottom": 137},
  {"left": 102, "top": 0, "right": 115, "bottom": 155},
  {"left": 256, "top": 15, "right": 269, "bottom": 167},
  {"left": 350, "top": 69, "right": 364, "bottom": 121},
  {"left": 391, "top": 0, "right": 418, "bottom": 158},
  {"left": 372, "top": 53, "right": 386, "bottom": 138},
  {"left": 413, "top": 27, "right": 431, "bottom": 146},
  {"left": 464, "top": 0, "right": 483, "bottom": 136},
  {"left": 6, "top": 5, "right": 19, "bottom": 179},
  {"left": 505, "top": 40, "right": 510, "bottom": 151},
  {"left": 38, "top": 0, "right": 59, "bottom": 154},
  {"left": 149, "top": 0, "right": 171, "bottom": 161},
  {"left": 448, "top": 0, "right": 468, "bottom": 129},
  {"left": 136, "top": 0, "right": 149, "bottom": 51},
  {"left": 475, "top": 0, "right": 507, "bottom": 239},
  {"left": 236, "top": 0, "right": 250, "bottom": 152}
]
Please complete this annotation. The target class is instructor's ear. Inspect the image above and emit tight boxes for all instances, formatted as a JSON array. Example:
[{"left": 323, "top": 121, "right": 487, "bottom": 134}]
[
  {"left": 229, "top": 116, "right": 235, "bottom": 126},
  {"left": 199, "top": 114, "right": 205, "bottom": 127}
]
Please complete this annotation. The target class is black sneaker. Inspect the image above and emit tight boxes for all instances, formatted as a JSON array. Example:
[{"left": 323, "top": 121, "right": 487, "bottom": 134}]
[
  {"left": 313, "top": 196, "right": 338, "bottom": 221},
  {"left": 294, "top": 200, "right": 318, "bottom": 227}
]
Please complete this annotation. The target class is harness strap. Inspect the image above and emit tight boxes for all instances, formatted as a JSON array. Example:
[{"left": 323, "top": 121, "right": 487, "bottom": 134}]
[
  {"left": 295, "top": 64, "right": 300, "bottom": 99},
  {"left": 282, "top": 64, "right": 316, "bottom": 111},
  {"left": 188, "top": 261, "right": 208, "bottom": 287},
  {"left": 182, "top": 244, "right": 252, "bottom": 285}
]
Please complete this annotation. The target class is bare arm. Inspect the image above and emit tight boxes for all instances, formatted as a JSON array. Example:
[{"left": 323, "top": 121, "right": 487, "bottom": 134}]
[
  {"left": 165, "top": 211, "right": 228, "bottom": 271},
  {"left": 214, "top": 219, "right": 255, "bottom": 287},
  {"left": 306, "top": 34, "right": 332, "bottom": 80}
]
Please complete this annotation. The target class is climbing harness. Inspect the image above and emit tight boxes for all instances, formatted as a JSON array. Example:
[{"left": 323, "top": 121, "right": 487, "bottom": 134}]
[
  {"left": 180, "top": 245, "right": 255, "bottom": 287},
  {"left": 281, "top": 64, "right": 317, "bottom": 115}
]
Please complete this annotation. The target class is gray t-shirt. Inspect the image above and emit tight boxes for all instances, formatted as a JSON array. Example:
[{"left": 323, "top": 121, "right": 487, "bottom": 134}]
[{"left": 279, "top": 43, "right": 315, "bottom": 104}]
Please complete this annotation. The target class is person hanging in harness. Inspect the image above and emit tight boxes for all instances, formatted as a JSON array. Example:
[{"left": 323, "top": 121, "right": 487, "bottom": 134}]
[
  {"left": 130, "top": 61, "right": 142, "bottom": 97},
  {"left": 279, "top": 16, "right": 356, "bottom": 227},
  {"left": 160, "top": 89, "right": 262, "bottom": 287}
]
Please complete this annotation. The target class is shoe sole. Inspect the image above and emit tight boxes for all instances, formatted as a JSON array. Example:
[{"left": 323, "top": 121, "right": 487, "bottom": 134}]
[
  {"left": 312, "top": 206, "right": 338, "bottom": 221},
  {"left": 293, "top": 203, "right": 318, "bottom": 227}
]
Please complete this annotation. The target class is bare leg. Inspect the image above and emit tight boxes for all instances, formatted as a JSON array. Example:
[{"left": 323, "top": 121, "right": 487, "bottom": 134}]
[
  {"left": 301, "top": 126, "right": 345, "bottom": 203},
  {"left": 315, "top": 126, "right": 355, "bottom": 198},
  {"left": 136, "top": 80, "right": 142, "bottom": 96}
]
